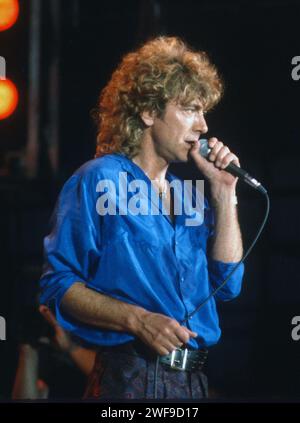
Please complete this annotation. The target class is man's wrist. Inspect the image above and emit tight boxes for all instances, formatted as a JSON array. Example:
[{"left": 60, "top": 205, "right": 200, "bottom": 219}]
[
  {"left": 211, "top": 193, "right": 238, "bottom": 208},
  {"left": 125, "top": 305, "right": 149, "bottom": 336}
]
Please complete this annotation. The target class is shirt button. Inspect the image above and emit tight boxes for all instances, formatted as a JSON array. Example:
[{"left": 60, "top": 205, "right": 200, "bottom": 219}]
[
  {"left": 175, "top": 241, "right": 178, "bottom": 246},
  {"left": 181, "top": 277, "right": 184, "bottom": 282}
]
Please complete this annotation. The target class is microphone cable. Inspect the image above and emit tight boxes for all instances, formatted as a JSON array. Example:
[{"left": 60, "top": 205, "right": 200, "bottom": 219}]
[{"left": 153, "top": 190, "right": 270, "bottom": 399}]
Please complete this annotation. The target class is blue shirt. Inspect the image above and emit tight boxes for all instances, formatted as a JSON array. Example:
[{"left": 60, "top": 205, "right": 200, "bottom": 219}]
[{"left": 39, "top": 153, "right": 244, "bottom": 349}]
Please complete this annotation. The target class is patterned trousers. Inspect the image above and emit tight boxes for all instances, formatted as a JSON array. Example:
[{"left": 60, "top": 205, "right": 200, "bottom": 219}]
[{"left": 83, "top": 342, "right": 208, "bottom": 400}]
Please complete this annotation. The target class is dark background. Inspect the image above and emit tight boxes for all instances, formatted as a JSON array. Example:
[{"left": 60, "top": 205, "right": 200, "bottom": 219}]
[{"left": 1, "top": 0, "right": 300, "bottom": 400}]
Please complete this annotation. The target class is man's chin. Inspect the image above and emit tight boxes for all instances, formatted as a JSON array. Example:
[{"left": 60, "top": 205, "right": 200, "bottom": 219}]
[
  {"left": 176, "top": 150, "right": 190, "bottom": 163},
  {"left": 182, "top": 151, "right": 195, "bottom": 163},
  {"left": 171, "top": 156, "right": 189, "bottom": 164},
  {"left": 168, "top": 150, "right": 189, "bottom": 164}
]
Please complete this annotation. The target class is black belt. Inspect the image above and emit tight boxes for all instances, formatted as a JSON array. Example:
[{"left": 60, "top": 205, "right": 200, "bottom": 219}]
[
  {"left": 98, "top": 340, "right": 208, "bottom": 373},
  {"left": 159, "top": 347, "right": 208, "bottom": 372}
]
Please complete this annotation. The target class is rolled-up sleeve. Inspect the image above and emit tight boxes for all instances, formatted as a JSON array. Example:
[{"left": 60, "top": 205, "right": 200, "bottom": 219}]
[
  {"left": 39, "top": 171, "right": 101, "bottom": 330},
  {"left": 207, "top": 258, "right": 244, "bottom": 301}
]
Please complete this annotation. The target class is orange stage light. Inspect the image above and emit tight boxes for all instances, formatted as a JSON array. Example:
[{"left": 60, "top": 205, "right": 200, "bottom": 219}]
[
  {"left": 0, "top": 0, "right": 19, "bottom": 31},
  {"left": 0, "top": 78, "right": 18, "bottom": 119}
]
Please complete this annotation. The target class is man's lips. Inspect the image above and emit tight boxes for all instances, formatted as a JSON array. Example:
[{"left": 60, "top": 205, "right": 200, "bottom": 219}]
[{"left": 184, "top": 140, "right": 198, "bottom": 147}]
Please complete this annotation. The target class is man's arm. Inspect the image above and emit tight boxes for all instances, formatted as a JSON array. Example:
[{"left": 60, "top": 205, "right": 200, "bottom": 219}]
[
  {"left": 209, "top": 187, "right": 243, "bottom": 263},
  {"left": 60, "top": 282, "right": 197, "bottom": 356},
  {"left": 190, "top": 137, "right": 243, "bottom": 263},
  {"left": 60, "top": 282, "right": 145, "bottom": 332}
]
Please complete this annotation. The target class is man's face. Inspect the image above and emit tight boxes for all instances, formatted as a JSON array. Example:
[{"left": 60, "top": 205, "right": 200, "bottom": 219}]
[{"left": 150, "top": 99, "right": 208, "bottom": 163}]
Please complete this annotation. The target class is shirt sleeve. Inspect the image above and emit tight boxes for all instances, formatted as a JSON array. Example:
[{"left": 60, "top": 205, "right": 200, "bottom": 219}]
[
  {"left": 39, "top": 171, "right": 102, "bottom": 330},
  {"left": 205, "top": 199, "right": 244, "bottom": 302}
]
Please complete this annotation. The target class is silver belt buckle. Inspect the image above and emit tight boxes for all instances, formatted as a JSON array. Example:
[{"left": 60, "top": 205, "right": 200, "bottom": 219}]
[{"left": 170, "top": 347, "right": 188, "bottom": 371}]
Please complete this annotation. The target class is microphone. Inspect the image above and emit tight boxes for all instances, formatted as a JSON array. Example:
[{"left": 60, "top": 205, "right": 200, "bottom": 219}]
[{"left": 199, "top": 138, "right": 267, "bottom": 195}]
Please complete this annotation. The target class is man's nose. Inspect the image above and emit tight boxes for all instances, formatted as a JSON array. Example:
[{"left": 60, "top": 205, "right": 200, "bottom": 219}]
[{"left": 194, "top": 113, "right": 208, "bottom": 134}]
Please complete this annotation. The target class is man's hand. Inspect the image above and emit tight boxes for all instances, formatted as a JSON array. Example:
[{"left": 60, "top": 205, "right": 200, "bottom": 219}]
[
  {"left": 189, "top": 137, "right": 240, "bottom": 191},
  {"left": 60, "top": 283, "right": 198, "bottom": 357},
  {"left": 133, "top": 310, "right": 198, "bottom": 356},
  {"left": 39, "top": 305, "right": 74, "bottom": 353}
]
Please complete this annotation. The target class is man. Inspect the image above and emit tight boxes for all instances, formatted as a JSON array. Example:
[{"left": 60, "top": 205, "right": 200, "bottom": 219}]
[{"left": 39, "top": 36, "right": 244, "bottom": 400}]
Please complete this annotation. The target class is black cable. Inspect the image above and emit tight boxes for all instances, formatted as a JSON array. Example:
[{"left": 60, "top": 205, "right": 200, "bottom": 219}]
[
  {"left": 181, "top": 191, "right": 270, "bottom": 324},
  {"left": 154, "top": 356, "right": 160, "bottom": 399},
  {"left": 153, "top": 191, "right": 270, "bottom": 399}
]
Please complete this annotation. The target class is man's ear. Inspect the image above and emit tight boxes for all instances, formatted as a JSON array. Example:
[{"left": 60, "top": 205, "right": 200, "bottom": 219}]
[{"left": 140, "top": 109, "right": 155, "bottom": 126}]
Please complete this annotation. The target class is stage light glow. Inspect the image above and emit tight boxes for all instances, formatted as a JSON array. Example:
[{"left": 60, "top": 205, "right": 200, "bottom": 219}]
[
  {"left": 0, "top": 0, "right": 19, "bottom": 31},
  {"left": 0, "top": 78, "right": 18, "bottom": 119}
]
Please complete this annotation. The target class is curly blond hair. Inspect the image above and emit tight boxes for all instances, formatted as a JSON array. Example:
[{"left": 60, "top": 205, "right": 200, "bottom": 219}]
[{"left": 95, "top": 36, "right": 223, "bottom": 158}]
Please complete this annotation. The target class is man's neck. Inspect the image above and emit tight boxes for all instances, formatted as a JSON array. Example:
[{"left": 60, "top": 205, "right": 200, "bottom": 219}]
[
  {"left": 131, "top": 136, "right": 169, "bottom": 183},
  {"left": 132, "top": 154, "right": 168, "bottom": 181}
]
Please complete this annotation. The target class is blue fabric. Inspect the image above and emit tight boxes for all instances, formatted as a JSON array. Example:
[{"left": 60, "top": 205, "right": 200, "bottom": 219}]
[{"left": 39, "top": 153, "right": 244, "bottom": 349}]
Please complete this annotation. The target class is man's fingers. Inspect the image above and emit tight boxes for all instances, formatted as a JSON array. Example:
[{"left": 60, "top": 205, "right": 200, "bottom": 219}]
[
  {"left": 208, "top": 138, "right": 223, "bottom": 161},
  {"left": 218, "top": 153, "right": 239, "bottom": 169},
  {"left": 157, "top": 345, "right": 172, "bottom": 356},
  {"left": 160, "top": 328, "right": 198, "bottom": 355},
  {"left": 214, "top": 146, "right": 230, "bottom": 167},
  {"left": 169, "top": 334, "right": 186, "bottom": 348},
  {"left": 184, "top": 327, "right": 198, "bottom": 337},
  {"left": 205, "top": 138, "right": 240, "bottom": 173},
  {"left": 139, "top": 313, "right": 199, "bottom": 356}
]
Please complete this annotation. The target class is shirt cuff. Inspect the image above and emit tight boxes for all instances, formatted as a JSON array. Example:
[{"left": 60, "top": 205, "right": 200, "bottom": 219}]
[
  {"left": 39, "top": 272, "right": 85, "bottom": 331},
  {"left": 208, "top": 258, "right": 244, "bottom": 301}
]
